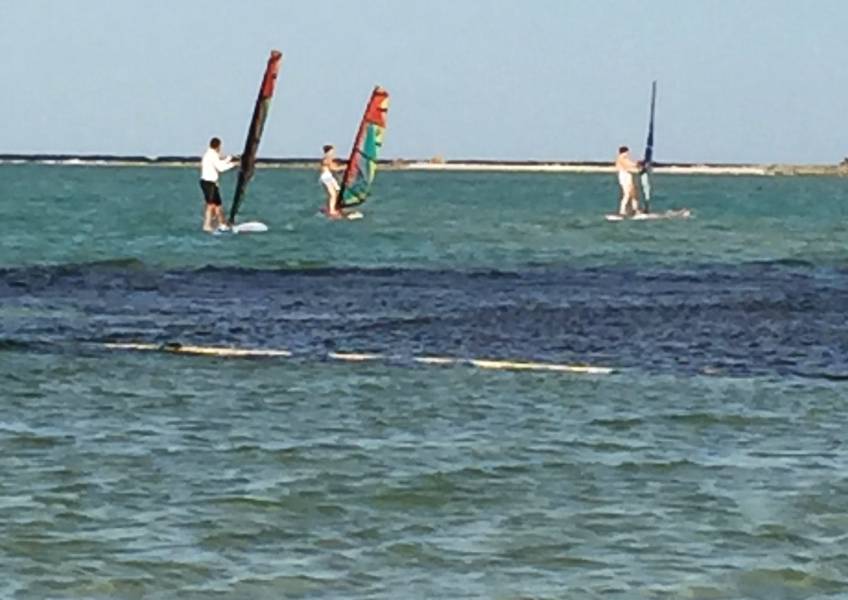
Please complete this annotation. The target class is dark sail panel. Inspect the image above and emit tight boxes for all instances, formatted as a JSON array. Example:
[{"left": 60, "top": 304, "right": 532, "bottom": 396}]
[
  {"left": 229, "top": 50, "right": 283, "bottom": 224},
  {"left": 640, "top": 80, "right": 657, "bottom": 210}
]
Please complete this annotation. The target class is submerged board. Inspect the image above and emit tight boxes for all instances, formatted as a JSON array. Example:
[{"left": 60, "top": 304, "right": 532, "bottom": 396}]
[
  {"left": 318, "top": 208, "right": 364, "bottom": 220},
  {"left": 605, "top": 209, "right": 692, "bottom": 222}
]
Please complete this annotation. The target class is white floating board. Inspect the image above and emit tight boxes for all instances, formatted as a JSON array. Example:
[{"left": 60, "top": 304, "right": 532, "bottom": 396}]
[
  {"left": 605, "top": 209, "right": 691, "bottom": 222},
  {"left": 231, "top": 221, "right": 268, "bottom": 233}
]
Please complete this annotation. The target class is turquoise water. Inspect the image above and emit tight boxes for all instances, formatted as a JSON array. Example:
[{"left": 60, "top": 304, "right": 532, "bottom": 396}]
[
  {"left": 3, "top": 165, "right": 847, "bottom": 269},
  {"left": 2, "top": 164, "right": 847, "bottom": 598}
]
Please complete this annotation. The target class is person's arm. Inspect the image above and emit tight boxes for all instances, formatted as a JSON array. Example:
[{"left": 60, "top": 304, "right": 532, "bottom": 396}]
[{"left": 215, "top": 154, "right": 238, "bottom": 173}]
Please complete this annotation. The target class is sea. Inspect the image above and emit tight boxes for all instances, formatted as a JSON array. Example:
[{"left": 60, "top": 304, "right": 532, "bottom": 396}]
[{"left": 1, "top": 164, "right": 847, "bottom": 599}]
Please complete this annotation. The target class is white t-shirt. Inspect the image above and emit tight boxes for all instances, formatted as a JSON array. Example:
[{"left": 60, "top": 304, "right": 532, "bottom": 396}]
[{"left": 201, "top": 148, "right": 236, "bottom": 183}]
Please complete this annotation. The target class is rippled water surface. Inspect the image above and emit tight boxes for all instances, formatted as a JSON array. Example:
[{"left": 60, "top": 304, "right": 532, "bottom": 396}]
[{"left": 1, "top": 165, "right": 847, "bottom": 598}]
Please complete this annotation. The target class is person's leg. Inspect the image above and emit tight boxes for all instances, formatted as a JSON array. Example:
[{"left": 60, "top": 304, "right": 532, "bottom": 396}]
[
  {"left": 200, "top": 180, "right": 214, "bottom": 230},
  {"left": 627, "top": 188, "right": 639, "bottom": 214},
  {"left": 618, "top": 187, "right": 629, "bottom": 215},
  {"left": 210, "top": 186, "right": 227, "bottom": 228},
  {"left": 324, "top": 185, "right": 334, "bottom": 214},
  {"left": 203, "top": 204, "right": 214, "bottom": 231},
  {"left": 324, "top": 182, "right": 340, "bottom": 217},
  {"left": 330, "top": 186, "right": 341, "bottom": 215}
]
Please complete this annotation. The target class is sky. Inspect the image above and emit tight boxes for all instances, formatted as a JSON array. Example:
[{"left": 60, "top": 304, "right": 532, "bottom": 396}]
[{"left": 0, "top": 0, "right": 845, "bottom": 163}]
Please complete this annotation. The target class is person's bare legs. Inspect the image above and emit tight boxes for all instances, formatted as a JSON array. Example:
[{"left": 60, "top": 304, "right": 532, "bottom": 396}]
[
  {"left": 331, "top": 188, "right": 341, "bottom": 216},
  {"left": 618, "top": 187, "right": 630, "bottom": 215},
  {"left": 213, "top": 206, "right": 229, "bottom": 229},
  {"left": 203, "top": 204, "right": 215, "bottom": 231},
  {"left": 628, "top": 187, "right": 641, "bottom": 215},
  {"left": 325, "top": 184, "right": 341, "bottom": 218}
]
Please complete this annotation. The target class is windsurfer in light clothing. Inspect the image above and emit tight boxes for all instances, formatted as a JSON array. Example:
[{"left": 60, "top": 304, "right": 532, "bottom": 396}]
[
  {"left": 200, "top": 137, "right": 238, "bottom": 231},
  {"left": 320, "top": 144, "right": 344, "bottom": 218},
  {"left": 615, "top": 145, "right": 643, "bottom": 216}
]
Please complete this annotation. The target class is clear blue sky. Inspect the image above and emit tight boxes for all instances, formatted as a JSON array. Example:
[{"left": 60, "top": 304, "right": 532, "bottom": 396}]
[{"left": 1, "top": 0, "right": 845, "bottom": 163}]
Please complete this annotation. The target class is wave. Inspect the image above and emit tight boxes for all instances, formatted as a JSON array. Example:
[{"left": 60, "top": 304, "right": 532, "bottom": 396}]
[
  {"left": 0, "top": 257, "right": 150, "bottom": 274},
  {"left": 2, "top": 260, "right": 518, "bottom": 280},
  {"left": 735, "top": 567, "right": 846, "bottom": 597},
  {"left": 0, "top": 256, "right": 840, "bottom": 279},
  {"left": 791, "top": 370, "right": 848, "bottom": 381},
  {"left": 745, "top": 257, "right": 817, "bottom": 269},
  {"left": 0, "top": 338, "right": 36, "bottom": 351}
]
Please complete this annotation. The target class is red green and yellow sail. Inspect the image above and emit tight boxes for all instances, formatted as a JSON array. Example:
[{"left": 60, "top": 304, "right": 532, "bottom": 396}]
[
  {"left": 230, "top": 50, "right": 283, "bottom": 224},
  {"left": 338, "top": 86, "right": 389, "bottom": 209}
]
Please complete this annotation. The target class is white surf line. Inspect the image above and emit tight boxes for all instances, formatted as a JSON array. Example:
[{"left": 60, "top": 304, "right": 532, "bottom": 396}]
[
  {"left": 468, "top": 358, "right": 613, "bottom": 375},
  {"left": 327, "top": 352, "right": 385, "bottom": 362},
  {"left": 172, "top": 345, "right": 292, "bottom": 357},
  {"left": 103, "top": 343, "right": 613, "bottom": 374},
  {"left": 413, "top": 356, "right": 460, "bottom": 366},
  {"left": 104, "top": 342, "right": 159, "bottom": 351},
  {"left": 332, "top": 353, "right": 613, "bottom": 374},
  {"left": 404, "top": 162, "right": 769, "bottom": 176},
  {"left": 103, "top": 342, "right": 292, "bottom": 358},
  {"left": 413, "top": 355, "right": 612, "bottom": 374}
]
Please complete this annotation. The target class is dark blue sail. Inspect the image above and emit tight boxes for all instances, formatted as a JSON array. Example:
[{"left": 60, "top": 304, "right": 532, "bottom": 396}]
[{"left": 641, "top": 80, "right": 657, "bottom": 211}]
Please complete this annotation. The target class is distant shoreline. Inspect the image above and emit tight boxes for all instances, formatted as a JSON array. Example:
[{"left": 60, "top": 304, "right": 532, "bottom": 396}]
[{"left": 1, "top": 154, "right": 846, "bottom": 176}]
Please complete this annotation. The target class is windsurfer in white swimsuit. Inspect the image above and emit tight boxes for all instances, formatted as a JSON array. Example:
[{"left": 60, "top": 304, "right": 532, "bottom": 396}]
[
  {"left": 320, "top": 144, "right": 343, "bottom": 218},
  {"left": 615, "top": 145, "right": 642, "bottom": 216}
]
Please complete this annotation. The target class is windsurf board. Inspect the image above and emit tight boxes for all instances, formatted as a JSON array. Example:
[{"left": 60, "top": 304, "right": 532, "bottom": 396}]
[{"left": 605, "top": 209, "right": 691, "bottom": 222}]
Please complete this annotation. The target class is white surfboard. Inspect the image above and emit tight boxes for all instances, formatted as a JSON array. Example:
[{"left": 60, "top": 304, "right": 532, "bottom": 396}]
[
  {"left": 605, "top": 209, "right": 691, "bottom": 222},
  {"left": 231, "top": 221, "right": 268, "bottom": 233},
  {"left": 211, "top": 221, "right": 268, "bottom": 235}
]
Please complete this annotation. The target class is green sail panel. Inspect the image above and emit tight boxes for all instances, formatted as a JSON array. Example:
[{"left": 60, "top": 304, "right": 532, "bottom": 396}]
[
  {"left": 229, "top": 50, "right": 283, "bottom": 224},
  {"left": 338, "top": 86, "right": 390, "bottom": 209}
]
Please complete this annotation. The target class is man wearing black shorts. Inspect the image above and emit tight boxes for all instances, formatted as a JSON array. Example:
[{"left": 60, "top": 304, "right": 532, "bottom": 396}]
[{"left": 200, "top": 137, "right": 237, "bottom": 231}]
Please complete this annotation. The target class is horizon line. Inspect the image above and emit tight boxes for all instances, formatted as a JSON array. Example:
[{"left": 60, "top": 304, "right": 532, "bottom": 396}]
[{"left": 1, "top": 153, "right": 845, "bottom": 169}]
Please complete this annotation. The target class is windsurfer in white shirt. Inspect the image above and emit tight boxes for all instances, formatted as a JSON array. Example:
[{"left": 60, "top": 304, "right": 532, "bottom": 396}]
[
  {"left": 199, "top": 137, "right": 238, "bottom": 231},
  {"left": 319, "top": 144, "right": 344, "bottom": 218},
  {"left": 615, "top": 146, "right": 642, "bottom": 216}
]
